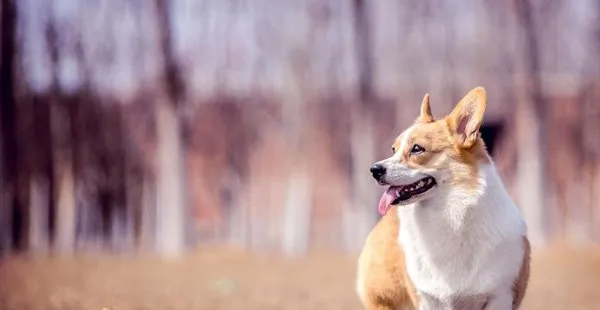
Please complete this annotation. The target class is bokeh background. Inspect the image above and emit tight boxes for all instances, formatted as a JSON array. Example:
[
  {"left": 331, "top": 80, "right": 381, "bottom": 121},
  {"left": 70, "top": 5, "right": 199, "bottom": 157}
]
[{"left": 1, "top": 0, "right": 600, "bottom": 309}]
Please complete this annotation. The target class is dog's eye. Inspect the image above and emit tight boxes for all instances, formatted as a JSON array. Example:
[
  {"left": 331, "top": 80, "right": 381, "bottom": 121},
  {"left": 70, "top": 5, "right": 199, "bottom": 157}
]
[
  {"left": 410, "top": 144, "right": 425, "bottom": 154},
  {"left": 392, "top": 147, "right": 396, "bottom": 154}
]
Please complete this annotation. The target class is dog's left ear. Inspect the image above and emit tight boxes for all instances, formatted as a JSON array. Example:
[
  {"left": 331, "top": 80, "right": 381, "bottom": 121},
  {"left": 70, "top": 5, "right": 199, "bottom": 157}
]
[
  {"left": 446, "top": 87, "right": 487, "bottom": 148},
  {"left": 417, "top": 93, "right": 434, "bottom": 123}
]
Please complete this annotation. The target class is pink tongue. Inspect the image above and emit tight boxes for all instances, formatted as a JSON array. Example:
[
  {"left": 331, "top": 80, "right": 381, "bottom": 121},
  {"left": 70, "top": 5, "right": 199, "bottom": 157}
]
[{"left": 378, "top": 186, "right": 402, "bottom": 215}]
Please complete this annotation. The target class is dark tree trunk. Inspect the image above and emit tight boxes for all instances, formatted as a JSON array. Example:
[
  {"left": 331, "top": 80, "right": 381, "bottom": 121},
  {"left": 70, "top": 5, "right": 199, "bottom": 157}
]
[{"left": 1, "top": 0, "right": 27, "bottom": 253}]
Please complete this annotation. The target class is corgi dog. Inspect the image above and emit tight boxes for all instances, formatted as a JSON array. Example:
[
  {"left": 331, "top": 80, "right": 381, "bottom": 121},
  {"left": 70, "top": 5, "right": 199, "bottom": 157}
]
[{"left": 356, "top": 87, "right": 530, "bottom": 310}]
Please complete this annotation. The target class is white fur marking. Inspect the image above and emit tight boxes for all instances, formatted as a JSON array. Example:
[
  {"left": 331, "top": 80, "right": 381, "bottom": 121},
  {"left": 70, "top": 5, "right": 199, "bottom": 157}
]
[
  {"left": 398, "top": 163, "right": 527, "bottom": 303},
  {"left": 398, "top": 125, "right": 417, "bottom": 156}
]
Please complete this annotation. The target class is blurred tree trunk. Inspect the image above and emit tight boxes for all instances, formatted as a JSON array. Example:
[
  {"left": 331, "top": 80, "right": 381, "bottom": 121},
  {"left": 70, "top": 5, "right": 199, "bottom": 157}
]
[
  {"left": 131, "top": 7, "right": 157, "bottom": 251},
  {"left": 45, "top": 18, "right": 76, "bottom": 253},
  {"left": 513, "top": 0, "right": 550, "bottom": 247},
  {"left": 51, "top": 102, "right": 76, "bottom": 253},
  {"left": 28, "top": 96, "right": 53, "bottom": 252},
  {"left": 0, "top": 0, "right": 16, "bottom": 254},
  {"left": 593, "top": 2, "right": 600, "bottom": 243},
  {"left": 280, "top": 49, "right": 313, "bottom": 257},
  {"left": 154, "top": 0, "right": 186, "bottom": 257},
  {"left": 342, "top": 0, "right": 378, "bottom": 252},
  {"left": 1, "top": 0, "right": 28, "bottom": 253},
  {"left": 443, "top": 4, "right": 458, "bottom": 103},
  {"left": 579, "top": 1, "right": 600, "bottom": 242},
  {"left": 29, "top": 177, "right": 50, "bottom": 252},
  {"left": 138, "top": 171, "right": 157, "bottom": 250}
]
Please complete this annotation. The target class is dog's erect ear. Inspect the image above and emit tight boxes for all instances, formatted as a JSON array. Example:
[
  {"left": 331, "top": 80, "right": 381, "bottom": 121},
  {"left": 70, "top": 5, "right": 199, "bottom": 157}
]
[
  {"left": 416, "top": 93, "right": 434, "bottom": 123},
  {"left": 446, "top": 87, "right": 487, "bottom": 148}
]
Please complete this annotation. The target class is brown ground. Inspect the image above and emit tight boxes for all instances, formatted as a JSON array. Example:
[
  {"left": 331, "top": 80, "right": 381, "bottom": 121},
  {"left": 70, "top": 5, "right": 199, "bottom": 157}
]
[{"left": 0, "top": 244, "right": 599, "bottom": 310}]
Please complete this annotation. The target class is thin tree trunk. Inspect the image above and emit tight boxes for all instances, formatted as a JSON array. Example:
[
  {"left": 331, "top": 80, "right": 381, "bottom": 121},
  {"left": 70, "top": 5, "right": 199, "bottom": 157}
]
[
  {"left": 51, "top": 127, "right": 76, "bottom": 254},
  {"left": 342, "top": 0, "right": 378, "bottom": 252},
  {"left": 587, "top": 0, "right": 600, "bottom": 243},
  {"left": 50, "top": 98, "right": 77, "bottom": 253},
  {"left": 28, "top": 178, "right": 49, "bottom": 252},
  {"left": 138, "top": 172, "right": 156, "bottom": 251},
  {"left": 27, "top": 95, "right": 54, "bottom": 253},
  {"left": 513, "top": 0, "right": 550, "bottom": 247},
  {"left": 155, "top": 99, "right": 185, "bottom": 257},
  {"left": 344, "top": 107, "right": 377, "bottom": 251},
  {"left": 592, "top": 162, "right": 600, "bottom": 242},
  {"left": 282, "top": 166, "right": 312, "bottom": 256},
  {"left": 280, "top": 75, "right": 312, "bottom": 256},
  {"left": 279, "top": 42, "right": 313, "bottom": 256},
  {"left": 154, "top": 0, "right": 186, "bottom": 258}
]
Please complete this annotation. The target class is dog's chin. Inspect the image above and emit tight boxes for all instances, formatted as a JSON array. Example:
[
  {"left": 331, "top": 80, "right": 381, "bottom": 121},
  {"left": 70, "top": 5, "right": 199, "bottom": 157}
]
[{"left": 386, "top": 175, "right": 438, "bottom": 206}]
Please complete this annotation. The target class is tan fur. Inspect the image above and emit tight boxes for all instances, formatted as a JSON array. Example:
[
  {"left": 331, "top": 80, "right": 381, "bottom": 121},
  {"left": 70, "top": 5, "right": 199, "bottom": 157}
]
[
  {"left": 513, "top": 237, "right": 531, "bottom": 309},
  {"left": 357, "top": 87, "right": 530, "bottom": 309},
  {"left": 357, "top": 220, "right": 530, "bottom": 310},
  {"left": 357, "top": 206, "right": 418, "bottom": 310}
]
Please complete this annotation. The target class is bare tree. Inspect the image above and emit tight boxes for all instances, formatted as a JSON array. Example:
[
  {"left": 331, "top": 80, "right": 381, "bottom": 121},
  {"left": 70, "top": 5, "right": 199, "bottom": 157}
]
[
  {"left": 280, "top": 47, "right": 313, "bottom": 256},
  {"left": 28, "top": 93, "right": 53, "bottom": 253},
  {"left": 342, "top": 0, "right": 378, "bottom": 252},
  {"left": 153, "top": 0, "right": 186, "bottom": 257},
  {"left": 513, "top": 0, "right": 550, "bottom": 246},
  {"left": 44, "top": 12, "right": 77, "bottom": 254},
  {"left": 0, "top": 0, "right": 22, "bottom": 254}
]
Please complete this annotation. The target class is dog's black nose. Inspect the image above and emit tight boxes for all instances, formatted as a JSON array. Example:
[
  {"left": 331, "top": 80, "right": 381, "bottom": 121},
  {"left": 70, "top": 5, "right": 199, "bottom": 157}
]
[{"left": 370, "top": 163, "right": 386, "bottom": 181}]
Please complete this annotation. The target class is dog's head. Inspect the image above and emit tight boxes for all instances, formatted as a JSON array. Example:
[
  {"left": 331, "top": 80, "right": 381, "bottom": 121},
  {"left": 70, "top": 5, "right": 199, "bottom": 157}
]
[{"left": 371, "top": 87, "right": 490, "bottom": 215}]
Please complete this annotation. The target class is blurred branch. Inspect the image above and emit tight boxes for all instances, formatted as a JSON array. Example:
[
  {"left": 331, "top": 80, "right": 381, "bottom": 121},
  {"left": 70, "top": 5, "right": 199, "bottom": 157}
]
[
  {"left": 154, "top": 0, "right": 185, "bottom": 104},
  {"left": 352, "top": 0, "right": 373, "bottom": 105},
  {"left": 514, "top": 0, "right": 544, "bottom": 113}
]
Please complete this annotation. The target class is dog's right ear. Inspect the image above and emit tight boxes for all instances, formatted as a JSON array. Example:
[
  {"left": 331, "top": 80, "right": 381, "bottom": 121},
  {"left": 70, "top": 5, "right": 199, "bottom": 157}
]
[{"left": 416, "top": 93, "right": 434, "bottom": 123}]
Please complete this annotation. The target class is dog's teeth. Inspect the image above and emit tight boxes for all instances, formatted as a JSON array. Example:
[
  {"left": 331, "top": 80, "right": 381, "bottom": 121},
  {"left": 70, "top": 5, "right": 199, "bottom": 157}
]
[
  {"left": 396, "top": 190, "right": 400, "bottom": 196},
  {"left": 418, "top": 181, "right": 424, "bottom": 187}
]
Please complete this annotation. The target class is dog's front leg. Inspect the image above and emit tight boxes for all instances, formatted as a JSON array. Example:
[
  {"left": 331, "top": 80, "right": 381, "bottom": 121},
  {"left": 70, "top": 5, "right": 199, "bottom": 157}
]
[{"left": 483, "top": 291, "right": 513, "bottom": 310}]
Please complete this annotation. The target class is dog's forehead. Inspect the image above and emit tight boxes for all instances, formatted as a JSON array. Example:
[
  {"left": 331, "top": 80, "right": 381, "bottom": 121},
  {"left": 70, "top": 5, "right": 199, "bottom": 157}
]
[
  {"left": 393, "top": 124, "right": 418, "bottom": 152},
  {"left": 393, "top": 121, "right": 445, "bottom": 151}
]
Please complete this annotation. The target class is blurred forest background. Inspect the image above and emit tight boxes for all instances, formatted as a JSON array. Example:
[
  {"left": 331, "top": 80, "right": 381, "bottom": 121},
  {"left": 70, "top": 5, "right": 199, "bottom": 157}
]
[{"left": 2, "top": 0, "right": 600, "bottom": 309}]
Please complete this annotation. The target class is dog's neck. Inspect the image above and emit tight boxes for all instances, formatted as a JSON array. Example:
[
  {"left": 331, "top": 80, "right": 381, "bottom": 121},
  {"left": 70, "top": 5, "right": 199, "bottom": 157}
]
[{"left": 397, "top": 162, "right": 527, "bottom": 300}]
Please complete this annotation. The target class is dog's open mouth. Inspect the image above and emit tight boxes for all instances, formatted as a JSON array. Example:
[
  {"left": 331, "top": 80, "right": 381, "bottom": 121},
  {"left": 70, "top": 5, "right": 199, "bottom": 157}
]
[{"left": 377, "top": 176, "right": 437, "bottom": 215}]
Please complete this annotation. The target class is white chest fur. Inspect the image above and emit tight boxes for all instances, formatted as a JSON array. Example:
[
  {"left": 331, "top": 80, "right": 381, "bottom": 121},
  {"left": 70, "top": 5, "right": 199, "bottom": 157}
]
[{"left": 398, "top": 164, "right": 527, "bottom": 302}]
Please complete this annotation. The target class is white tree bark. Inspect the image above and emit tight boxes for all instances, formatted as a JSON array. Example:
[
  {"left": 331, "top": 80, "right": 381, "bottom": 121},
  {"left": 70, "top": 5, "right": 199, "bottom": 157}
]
[
  {"left": 282, "top": 167, "right": 312, "bottom": 256},
  {"left": 343, "top": 108, "right": 377, "bottom": 252},
  {"left": 513, "top": 0, "right": 550, "bottom": 248},
  {"left": 514, "top": 98, "right": 546, "bottom": 247},
  {"left": 155, "top": 99, "right": 185, "bottom": 258}
]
